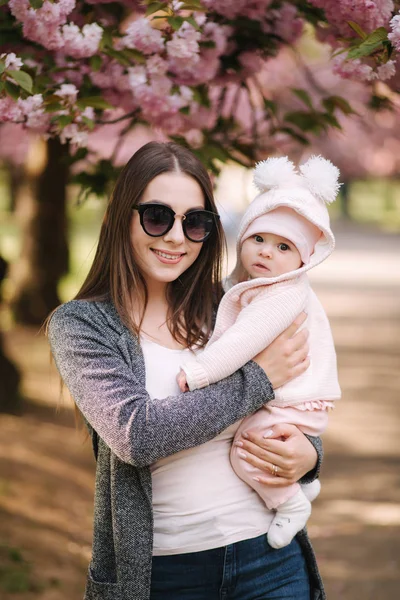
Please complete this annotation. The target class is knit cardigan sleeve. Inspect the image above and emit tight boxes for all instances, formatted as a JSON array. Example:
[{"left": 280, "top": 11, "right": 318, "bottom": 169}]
[
  {"left": 48, "top": 301, "right": 275, "bottom": 467},
  {"left": 182, "top": 281, "right": 308, "bottom": 391}
]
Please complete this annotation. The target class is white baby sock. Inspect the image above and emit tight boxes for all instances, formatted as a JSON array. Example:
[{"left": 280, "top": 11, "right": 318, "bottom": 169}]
[
  {"left": 267, "top": 489, "right": 311, "bottom": 550},
  {"left": 301, "top": 479, "right": 321, "bottom": 503}
]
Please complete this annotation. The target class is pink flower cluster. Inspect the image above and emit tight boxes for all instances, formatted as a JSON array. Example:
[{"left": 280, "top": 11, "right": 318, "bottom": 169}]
[
  {"left": 309, "top": 0, "right": 394, "bottom": 39},
  {"left": 333, "top": 54, "right": 396, "bottom": 82},
  {"left": 0, "top": 79, "right": 95, "bottom": 144},
  {"left": 0, "top": 52, "right": 23, "bottom": 70},
  {"left": 306, "top": 1, "right": 399, "bottom": 86},
  {"left": 201, "top": 0, "right": 274, "bottom": 20},
  {"left": 0, "top": 93, "right": 50, "bottom": 133},
  {"left": 9, "top": 0, "right": 102, "bottom": 57},
  {"left": 267, "top": 3, "right": 304, "bottom": 44},
  {"left": 121, "top": 17, "right": 164, "bottom": 54},
  {"left": 388, "top": 11, "right": 400, "bottom": 51}
]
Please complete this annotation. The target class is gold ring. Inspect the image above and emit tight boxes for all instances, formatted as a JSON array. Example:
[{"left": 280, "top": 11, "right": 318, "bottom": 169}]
[{"left": 271, "top": 464, "right": 278, "bottom": 476}]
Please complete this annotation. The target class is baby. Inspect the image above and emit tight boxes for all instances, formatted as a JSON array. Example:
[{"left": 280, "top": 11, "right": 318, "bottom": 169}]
[{"left": 178, "top": 156, "right": 341, "bottom": 549}]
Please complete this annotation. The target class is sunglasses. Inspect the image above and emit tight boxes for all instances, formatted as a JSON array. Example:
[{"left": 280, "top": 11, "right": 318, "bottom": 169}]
[{"left": 133, "top": 203, "right": 220, "bottom": 243}]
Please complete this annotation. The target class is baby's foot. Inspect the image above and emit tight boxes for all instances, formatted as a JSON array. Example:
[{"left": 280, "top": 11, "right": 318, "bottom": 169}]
[
  {"left": 267, "top": 489, "right": 311, "bottom": 550},
  {"left": 301, "top": 479, "right": 321, "bottom": 503}
]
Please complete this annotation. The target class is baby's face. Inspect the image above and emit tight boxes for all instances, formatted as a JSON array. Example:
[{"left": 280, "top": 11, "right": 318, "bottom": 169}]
[{"left": 241, "top": 232, "right": 302, "bottom": 279}]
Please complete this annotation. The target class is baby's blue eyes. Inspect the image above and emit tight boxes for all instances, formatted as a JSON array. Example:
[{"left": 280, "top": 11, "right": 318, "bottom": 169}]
[
  {"left": 254, "top": 235, "right": 264, "bottom": 243},
  {"left": 278, "top": 243, "right": 290, "bottom": 251}
]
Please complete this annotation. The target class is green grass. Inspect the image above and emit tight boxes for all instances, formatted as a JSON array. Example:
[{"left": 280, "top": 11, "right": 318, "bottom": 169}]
[{"left": 0, "top": 545, "right": 39, "bottom": 594}]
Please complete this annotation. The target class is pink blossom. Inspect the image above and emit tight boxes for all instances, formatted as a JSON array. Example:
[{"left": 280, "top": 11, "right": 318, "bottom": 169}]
[
  {"left": 201, "top": 0, "right": 274, "bottom": 19},
  {"left": 202, "top": 22, "right": 232, "bottom": 55},
  {"left": 146, "top": 55, "right": 168, "bottom": 77},
  {"left": 167, "top": 24, "right": 202, "bottom": 79},
  {"left": 0, "top": 96, "right": 23, "bottom": 123},
  {"left": 121, "top": 17, "right": 164, "bottom": 54},
  {"left": 60, "top": 123, "right": 88, "bottom": 147},
  {"left": 8, "top": 0, "right": 30, "bottom": 21},
  {"left": 309, "top": 0, "right": 394, "bottom": 37},
  {"left": 388, "top": 13, "right": 400, "bottom": 51},
  {"left": 55, "top": 83, "right": 79, "bottom": 102},
  {"left": 10, "top": 0, "right": 101, "bottom": 56},
  {"left": 18, "top": 94, "right": 44, "bottom": 113},
  {"left": 25, "top": 110, "right": 52, "bottom": 133},
  {"left": 271, "top": 3, "right": 303, "bottom": 44},
  {"left": 238, "top": 51, "right": 265, "bottom": 75},
  {"left": 81, "top": 107, "right": 95, "bottom": 120},
  {"left": 150, "top": 75, "right": 173, "bottom": 97},
  {"left": 167, "top": 24, "right": 201, "bottom": 62},
  {"left": 15, "top": 94, "right": 51, "bottom": 133},
  {"left": 23, "top": 16, "right": 64, "bottom": 50},
  {"left": 10, "top": 0, "right": 75, "bottom": 22},
  {"left": 184, "top": 128, "right": 204, "bottom": 147},
  {"left": 62, "top": 22, "right": 103, "bottom": 58},
  {"left": 376, "top": 59, "right": 396, "bottom": 79},
  {"left": 128, "top": 66, "right": 147, "bottom": 88},
  {"left": 1, "top": 53, "right": 24, "bottom": 71},
  {"left": 90, "top": 62, "right": 131, "bottom": 93},
  {"left": 333, "top": 55, "right": 377, "bottom": 81}
]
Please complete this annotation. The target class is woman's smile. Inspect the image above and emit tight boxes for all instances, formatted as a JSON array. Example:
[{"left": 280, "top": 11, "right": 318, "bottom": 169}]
[{"left": 151, "top": 248, "right": 186, "bottom": 263}]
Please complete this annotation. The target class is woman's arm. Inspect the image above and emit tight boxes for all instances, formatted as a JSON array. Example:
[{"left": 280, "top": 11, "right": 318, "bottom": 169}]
[{"left": 48, "top": 301, "right": 274, "bottom": 467}]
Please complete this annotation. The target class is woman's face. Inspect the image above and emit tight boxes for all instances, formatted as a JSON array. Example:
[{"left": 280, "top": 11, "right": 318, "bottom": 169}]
[{"left": 130, "top": 172, "right": 205, "bottom": 292}]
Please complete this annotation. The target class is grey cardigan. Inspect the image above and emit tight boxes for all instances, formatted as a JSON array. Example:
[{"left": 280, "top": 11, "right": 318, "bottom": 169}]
[{"left": 48, "top": 299, "right": 325, "bottom": 600}]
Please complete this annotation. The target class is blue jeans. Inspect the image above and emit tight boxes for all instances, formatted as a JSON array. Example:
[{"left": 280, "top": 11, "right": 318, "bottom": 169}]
[{"left": 150, "top": 534, "right": 310, "bottom": 599}]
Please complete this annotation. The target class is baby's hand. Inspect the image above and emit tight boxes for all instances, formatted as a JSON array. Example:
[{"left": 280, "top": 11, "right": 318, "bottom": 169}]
[{"left": 177, "top": 370, "right": 189, "bottom": 392}]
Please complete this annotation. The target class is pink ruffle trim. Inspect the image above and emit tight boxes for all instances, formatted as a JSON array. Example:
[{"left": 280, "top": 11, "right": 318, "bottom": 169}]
[{"left": 295, "top": 400, "right": 335, "bottom": 411}]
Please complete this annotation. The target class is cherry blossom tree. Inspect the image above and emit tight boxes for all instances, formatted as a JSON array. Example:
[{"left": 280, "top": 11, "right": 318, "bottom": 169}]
[{"left": 1, "top": 0, "right": 399, "bottom": 184}]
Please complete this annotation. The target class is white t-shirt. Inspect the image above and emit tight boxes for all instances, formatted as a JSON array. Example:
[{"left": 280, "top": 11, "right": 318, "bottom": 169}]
[{"left": 140, "top": 336, "right": 273, "bottom": 556}]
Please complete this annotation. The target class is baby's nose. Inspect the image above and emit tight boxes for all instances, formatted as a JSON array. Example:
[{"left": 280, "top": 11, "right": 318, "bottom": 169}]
[{"left": 259, "top": 245, "right": 273, "bottom": 257}]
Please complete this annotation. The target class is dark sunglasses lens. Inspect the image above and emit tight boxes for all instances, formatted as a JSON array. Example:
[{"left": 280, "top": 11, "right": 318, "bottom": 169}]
[
  {"left": 185, "top": 212, "right": 215, "bottom": 241},
  {"left": 142, "top": 206, "right": 172, "bottom": 236}
]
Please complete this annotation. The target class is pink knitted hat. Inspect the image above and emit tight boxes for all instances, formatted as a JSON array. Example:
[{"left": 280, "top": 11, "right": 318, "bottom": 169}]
[{"left": 241, "top": 206, "right": 322, "bottom": 264}]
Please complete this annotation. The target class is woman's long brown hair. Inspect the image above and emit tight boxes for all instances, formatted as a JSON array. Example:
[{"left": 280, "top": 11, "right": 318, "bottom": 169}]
[{"left": 74, "top": 141, "right": 225, "bottom": 348}]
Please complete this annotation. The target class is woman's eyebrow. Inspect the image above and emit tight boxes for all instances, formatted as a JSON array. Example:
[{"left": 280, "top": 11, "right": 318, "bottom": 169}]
[
  {"left": 148, "top": 200, "right": 206, "bottom": 212},
  {"left": 146, "top": 199, "right": 168, "bottom": 205},
  {"left": 185, "top": 205, "right": 205, "bottom": 211}
]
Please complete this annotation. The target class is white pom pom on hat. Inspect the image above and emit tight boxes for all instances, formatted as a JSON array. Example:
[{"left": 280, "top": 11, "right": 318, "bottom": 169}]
[
  {"left": 300, "top": 155, "right": 341, "bottom": 205},
  {"left": 253, "top": 157, "right": 298, "bottom": 193},
  {"left": 253, "top": 154, "right": 341, "bottom": 206}
]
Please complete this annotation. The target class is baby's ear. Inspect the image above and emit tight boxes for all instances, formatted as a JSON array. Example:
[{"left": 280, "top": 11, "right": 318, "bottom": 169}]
[
  {"left": 253, "top": 157, "right": 297, "bottom": 193},
  {"left": 299, "top": 156, "right": 341, "bottom": 204}
]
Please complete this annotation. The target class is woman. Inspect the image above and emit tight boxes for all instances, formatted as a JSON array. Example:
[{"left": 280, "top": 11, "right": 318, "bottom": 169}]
[{"left": 48, "top": 142, "right": 325, "bottom": 600}]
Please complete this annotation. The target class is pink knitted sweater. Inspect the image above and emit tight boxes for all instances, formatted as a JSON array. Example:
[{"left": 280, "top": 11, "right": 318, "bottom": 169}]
[{"left": 181, "top": 273, "right": 341, "bottom": 407}]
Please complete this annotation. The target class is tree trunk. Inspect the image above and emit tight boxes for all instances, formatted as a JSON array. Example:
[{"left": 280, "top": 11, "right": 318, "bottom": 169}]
[
  {"left": 0, "top": 255, "right": 21, "bottom": 413},
  {"left": 10, "top": 138, "right": 70, "bottom": 325},
  {"left": 8, "top": 162, "right": 25, "bottom": 213}
]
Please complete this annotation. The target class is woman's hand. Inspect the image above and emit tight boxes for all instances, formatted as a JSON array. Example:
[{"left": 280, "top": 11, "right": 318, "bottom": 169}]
[
  {"left": 253, "top": 312, "right": 309, "bottom": 389},
  {"left": 234, "top": 423, "right": 318, "bottom": 487}
]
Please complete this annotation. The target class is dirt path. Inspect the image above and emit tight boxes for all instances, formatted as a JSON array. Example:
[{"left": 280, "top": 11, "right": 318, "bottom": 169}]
[{"left": 1, "top": 222, "right": 399, "bottom": 599}]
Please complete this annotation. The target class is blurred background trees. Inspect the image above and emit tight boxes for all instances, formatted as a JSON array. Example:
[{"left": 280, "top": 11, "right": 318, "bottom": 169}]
[{"left": 1, "top": 0, "right": 400, "bottom": 411}]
